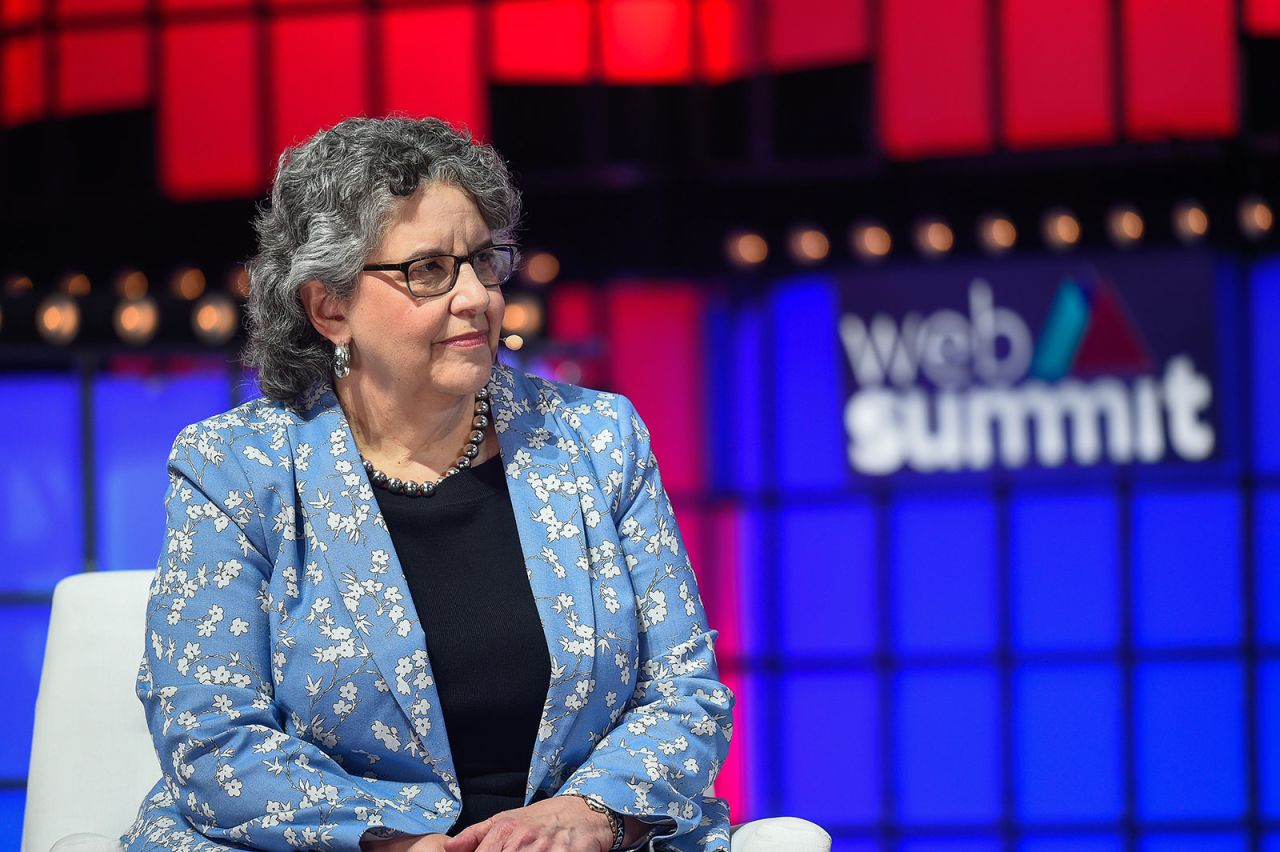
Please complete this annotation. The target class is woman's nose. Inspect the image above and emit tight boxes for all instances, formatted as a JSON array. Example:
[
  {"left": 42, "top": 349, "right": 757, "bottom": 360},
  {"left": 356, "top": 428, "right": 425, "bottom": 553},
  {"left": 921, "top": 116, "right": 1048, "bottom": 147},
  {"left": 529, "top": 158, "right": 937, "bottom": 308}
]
[{"left": 451, "top": 260, "right": 490, "bottom": 312}]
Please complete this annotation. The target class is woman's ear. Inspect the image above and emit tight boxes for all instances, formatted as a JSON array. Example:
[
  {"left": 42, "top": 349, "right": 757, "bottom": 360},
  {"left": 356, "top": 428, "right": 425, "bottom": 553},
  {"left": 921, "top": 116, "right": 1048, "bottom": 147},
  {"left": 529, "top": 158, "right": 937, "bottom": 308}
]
[{"left": 299, "top": 280, "right": 350, "bottom": 343}]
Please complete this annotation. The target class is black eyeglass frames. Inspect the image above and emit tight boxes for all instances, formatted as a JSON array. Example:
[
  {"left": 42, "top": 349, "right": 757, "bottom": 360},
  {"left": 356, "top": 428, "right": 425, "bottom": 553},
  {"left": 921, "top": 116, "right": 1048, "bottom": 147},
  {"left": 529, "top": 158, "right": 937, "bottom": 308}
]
[{"left": 361, "top": 244, "right": 519, "bottom": 298}]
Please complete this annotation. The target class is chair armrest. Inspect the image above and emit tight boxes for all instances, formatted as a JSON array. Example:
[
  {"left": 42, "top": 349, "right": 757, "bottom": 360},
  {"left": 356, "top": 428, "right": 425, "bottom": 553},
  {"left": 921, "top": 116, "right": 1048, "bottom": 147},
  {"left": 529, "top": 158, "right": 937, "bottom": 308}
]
[
  {"left": 729, "top": 816, "right": 832, "bottom": 852},
  {"left": 50, "top": 833, "right": 126, "bottom": 852}
]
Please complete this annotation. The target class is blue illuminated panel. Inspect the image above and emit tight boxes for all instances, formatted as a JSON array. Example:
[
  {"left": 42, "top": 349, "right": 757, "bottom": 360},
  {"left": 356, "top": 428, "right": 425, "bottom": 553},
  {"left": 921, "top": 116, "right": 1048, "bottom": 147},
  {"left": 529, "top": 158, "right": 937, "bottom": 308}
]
[
  {"left": 1136, "top": 662, "right": 1245, "bottom": 820},
  {"left": 899, "top": 838, "right": 1000, "bottom": 852},
  {"left": 891, "top": 497, "right": 996, "bottom": 654},
  {"left": 1015, "top": 665, "right": 1124, "bottom": 822},
  {"left": 1262, "top": 661, "right": 1280, "bottom": 819},
  {"left": 733, "top": 507, "right": 770, "bottom": 660},
  {"left": 721, "top": 297, "right": 764, "bottom": 493},
  {"left": 0, "top": 789, "right": 25, "bottom": 846},
  {"left": 93, "top": 374, "right": 230, "bottom": 572},
  {"left": 895, "top": 668, "right": 1001, "bottom": 824},
  {"left": 1259, "top": 490, "right": 1280, "bottom": 646},
  {"left": 1020, "top": 838, "right": 1122, "bottom": 852},
  {"left": 0, "top": 376, "right": 82, "bottom": 593},
  {"left": 780, "top": 502, "right": 877, "bottom": 656},
  {"left": 782, "top": 671, "right": 879, "bottom": 826},
  {"left": 770, "top": 276, "right": 846, "bottom": 491},
  {"left": 830, "top": 841, "right": 879, "bottom": 852},
  {"left": 1252, "top": 259, "right": 1280, "bottom": 473},
  {"left": 736, "top": 671, "right": 770, "bottom": 826},
  {"left": 0, "top": 604, "right": 52, "bottom": 778},
  {"left": 1132, "top": 490, "right": 1240, "bottom": 648},
  {"left": 1140, "top": 835, "right": 1245, "bottom": 852},
  {"left": 1011, "top": 492, "right": 1118, "bottom": 650}
]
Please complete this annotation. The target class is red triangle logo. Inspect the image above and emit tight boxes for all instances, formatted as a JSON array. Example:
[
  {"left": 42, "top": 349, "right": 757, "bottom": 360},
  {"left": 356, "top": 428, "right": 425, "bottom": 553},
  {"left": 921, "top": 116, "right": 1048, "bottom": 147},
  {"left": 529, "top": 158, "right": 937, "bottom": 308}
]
[{"left": 1071, "top": 278, "right": 1154, "bottom": 376}]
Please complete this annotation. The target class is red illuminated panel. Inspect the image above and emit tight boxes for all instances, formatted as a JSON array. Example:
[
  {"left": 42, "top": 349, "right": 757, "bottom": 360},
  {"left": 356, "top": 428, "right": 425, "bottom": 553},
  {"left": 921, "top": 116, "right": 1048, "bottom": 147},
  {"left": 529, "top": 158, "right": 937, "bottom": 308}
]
[
  {"left": 548, "top": 282, "right": 598, "bottom": 340},
  {"left": 878, "top": 0, "right": 993, "bottom": 159},
  {"left": 381, "top": 5, "right": 486, "bottom": 139},
  {"left": 766, "top": 0, "right": 870, "bottom": 72},
  {"left": 1247, "top": 0, "right": 1280, "bottom": 34},
  {"left": 56, "top": 0, "right": 140, "bottom": 19},
  {"left": 2, "top": 34, "right": 45, "bottom": 127},
  {"left": 706, "top": 505, "right": 745, "bottom": 660},
  {"left": 56, "top": 27, "right": 149, "bottom": 116},
  {"left": 698, "top": 0, "right": 753, "bottom": 82},
  {"left": 491, "top": 0, "right": 591, "bottom": 83},
  {"left": 706, "top": 506, "right": 753, "bottom": 818},
  {"left": 1122, "top": 0, "right": 1237, "bottom": 140},
  {"left": 161, "top": 0, "right": 250, "bottom": 15},
  {"left": 670, "top": 498, "right": 745, "bottom": 820},
  {"left": 669, "top": 499, "right": 749, "bottom": 814},
  {"left": 159, "top": 20, "right": 262, "bottom": 199},
  {"left": 271, "top": 0, "right": 350, "bottom": 9},
  {"left": 601, "top": 0, "right": 693, "bottom": 84},
  {"left": 717, "top": 667, "right": 752, "bottom": 819},
  {"left": 672, "top": 501, "right": 707, "bottom": 599},
  {"left": 271, "top": 13, "right": 368, "bottom": 156},
  {"left": 605, "top": 283, "right": 705, "bottom": 494},
  {"left": 545, "top": 283, "right": 607, "bottom": 389},
  {"left": 1002, "top": 0, "right": 1113, "bottom": 149},
  {"left": 2, "top": 0, "right": 42, "bottom": 27}
]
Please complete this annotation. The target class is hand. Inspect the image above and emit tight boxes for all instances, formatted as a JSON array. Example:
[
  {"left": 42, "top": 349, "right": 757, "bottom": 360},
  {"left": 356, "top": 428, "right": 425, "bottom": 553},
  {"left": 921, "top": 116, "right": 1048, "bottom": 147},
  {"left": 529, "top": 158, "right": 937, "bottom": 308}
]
[
  {"left": 442, "top": 796, "right": 613, "bottom": 852},
  {"left": 361, "top": 832, "right": 452, "bottom": 852}
]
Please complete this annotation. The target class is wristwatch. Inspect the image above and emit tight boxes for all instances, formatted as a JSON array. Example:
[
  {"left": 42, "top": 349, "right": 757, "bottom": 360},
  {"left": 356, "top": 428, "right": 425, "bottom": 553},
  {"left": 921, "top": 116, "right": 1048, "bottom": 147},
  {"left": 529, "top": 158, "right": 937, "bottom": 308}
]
[{"left": 565, "top": 793, "right": 630, "bottom": 850}]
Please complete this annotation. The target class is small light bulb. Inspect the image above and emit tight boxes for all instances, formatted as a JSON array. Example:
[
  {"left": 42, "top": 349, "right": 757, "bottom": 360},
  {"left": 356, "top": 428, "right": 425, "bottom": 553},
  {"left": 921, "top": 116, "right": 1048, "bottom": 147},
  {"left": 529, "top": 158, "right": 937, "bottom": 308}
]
[
  {"left": 1173, "top": 201, "right": 1208, "bottom": 243},
  {"left": 915, "top": 219, "right": 954, "bottom": 257},
  {"left": 1107, "top": 205, "right": 1144, "bottom": 247},
  {"left": 1240, "top": 196, "right": 1273, "bottom": 240},
  {"left": 978, "top": 214, "right": 1016, "bottom": 254},
  {"left": 788, "top": 227, "right": 830, "bottom": 264},
  {"left": 851, "top": 222, "right": 892, "bottom": 260},
  {"left": 1043, "top": 208, "right": 1081, "bottom": 251},
  {"left": 726, "top": 232, "right": 768, "bottom": 268}
]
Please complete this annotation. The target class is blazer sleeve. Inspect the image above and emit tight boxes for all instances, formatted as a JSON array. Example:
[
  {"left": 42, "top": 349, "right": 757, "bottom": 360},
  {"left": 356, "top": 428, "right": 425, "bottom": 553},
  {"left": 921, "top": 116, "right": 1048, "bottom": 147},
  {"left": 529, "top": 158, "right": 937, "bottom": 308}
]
[
  {"left": 554, "top": 395, "right": 736, "bottom": 848},
  {"left": 135, "top": 427, "right": 454, "bottom": 850}
]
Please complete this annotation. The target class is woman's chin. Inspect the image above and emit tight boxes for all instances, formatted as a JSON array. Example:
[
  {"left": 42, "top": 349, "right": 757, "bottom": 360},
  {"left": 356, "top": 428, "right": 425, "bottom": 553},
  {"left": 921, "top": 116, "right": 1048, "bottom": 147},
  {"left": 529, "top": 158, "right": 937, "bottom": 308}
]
[{"left": 429, "top": 362, "right": 493, "bottom": 397}]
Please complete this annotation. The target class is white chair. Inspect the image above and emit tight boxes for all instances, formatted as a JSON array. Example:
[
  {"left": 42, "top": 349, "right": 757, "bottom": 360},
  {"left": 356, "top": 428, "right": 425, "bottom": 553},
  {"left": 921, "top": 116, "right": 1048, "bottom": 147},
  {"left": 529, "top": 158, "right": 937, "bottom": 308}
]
[
  {"left": 23, "top": 571, "right": 831, "bottom": 852},
  {"left": 24, "top": 571, "right": 159, "bottom": 852}
]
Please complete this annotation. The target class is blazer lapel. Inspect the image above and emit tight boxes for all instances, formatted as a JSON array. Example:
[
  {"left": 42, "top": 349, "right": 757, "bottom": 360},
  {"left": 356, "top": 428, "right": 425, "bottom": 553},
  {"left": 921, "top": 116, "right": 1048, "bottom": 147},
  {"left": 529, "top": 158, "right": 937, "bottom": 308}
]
[{"left": 292, "top": 389, "right": 460, "bottom": 790}]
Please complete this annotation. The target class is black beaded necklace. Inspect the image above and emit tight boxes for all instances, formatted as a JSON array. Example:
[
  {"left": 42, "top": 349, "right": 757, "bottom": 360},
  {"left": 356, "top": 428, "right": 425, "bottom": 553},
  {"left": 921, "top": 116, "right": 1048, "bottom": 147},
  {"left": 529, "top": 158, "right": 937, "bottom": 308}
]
[{"left": 361, "top": 387, "right": 491, "bottom": 498}]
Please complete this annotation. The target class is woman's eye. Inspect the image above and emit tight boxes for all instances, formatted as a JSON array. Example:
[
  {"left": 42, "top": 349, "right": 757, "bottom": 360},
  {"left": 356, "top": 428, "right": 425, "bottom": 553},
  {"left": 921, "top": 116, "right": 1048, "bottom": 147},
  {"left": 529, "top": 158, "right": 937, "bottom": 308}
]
[{"left": 410, "top": 261, "right": 446, "bottom": 281}]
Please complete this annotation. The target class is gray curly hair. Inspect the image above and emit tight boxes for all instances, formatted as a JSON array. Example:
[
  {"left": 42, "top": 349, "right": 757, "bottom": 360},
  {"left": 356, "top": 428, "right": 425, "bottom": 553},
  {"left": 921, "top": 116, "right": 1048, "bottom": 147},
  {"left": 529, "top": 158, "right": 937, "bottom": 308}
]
[{"left": 243, "top": 114, "right": 523, "bottom": 403}]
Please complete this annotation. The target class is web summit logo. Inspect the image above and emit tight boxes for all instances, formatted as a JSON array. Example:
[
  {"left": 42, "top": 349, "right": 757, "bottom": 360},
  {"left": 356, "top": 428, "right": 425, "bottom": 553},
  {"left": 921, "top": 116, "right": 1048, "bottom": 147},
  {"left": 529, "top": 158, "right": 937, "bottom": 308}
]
[{"left": 839, "top": 277, "right": 1215, "bottom": 475}]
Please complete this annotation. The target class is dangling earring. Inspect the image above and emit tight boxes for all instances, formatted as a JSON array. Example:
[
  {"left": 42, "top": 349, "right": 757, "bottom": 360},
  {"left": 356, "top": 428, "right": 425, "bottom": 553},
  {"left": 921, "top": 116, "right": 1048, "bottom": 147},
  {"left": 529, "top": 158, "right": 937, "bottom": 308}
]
[{"left": 333, "top": 341, "right": 351, "bottom": 379}]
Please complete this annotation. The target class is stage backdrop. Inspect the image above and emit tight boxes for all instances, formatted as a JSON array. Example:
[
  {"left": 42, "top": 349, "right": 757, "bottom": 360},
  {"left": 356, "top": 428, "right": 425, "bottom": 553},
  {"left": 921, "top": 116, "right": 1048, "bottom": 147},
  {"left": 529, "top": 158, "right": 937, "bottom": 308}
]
[{"left": 3, "top": 249, "right": 1280, "bottom": 851}]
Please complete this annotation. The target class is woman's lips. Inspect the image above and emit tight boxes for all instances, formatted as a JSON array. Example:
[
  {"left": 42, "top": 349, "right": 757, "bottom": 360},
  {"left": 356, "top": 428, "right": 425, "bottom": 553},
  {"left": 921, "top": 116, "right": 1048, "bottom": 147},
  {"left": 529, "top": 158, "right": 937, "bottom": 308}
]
[{"left": 437, "top": 331, "right": 487, "bottom": 348}]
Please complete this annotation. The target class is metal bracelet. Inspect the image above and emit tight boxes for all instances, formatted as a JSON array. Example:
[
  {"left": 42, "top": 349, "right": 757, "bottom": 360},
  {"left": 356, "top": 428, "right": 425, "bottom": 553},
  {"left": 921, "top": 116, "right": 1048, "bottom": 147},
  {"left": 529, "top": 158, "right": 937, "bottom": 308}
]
[{"left": 565, "top": 793, "right": 626, "bottom": 850}]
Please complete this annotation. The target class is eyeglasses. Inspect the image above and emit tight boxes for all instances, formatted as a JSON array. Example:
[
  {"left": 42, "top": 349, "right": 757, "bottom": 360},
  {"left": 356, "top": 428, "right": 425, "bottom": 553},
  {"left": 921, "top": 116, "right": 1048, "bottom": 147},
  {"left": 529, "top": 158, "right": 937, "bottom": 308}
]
[{"left": 361, "top": 244, "right": 519, "bottom": 298}]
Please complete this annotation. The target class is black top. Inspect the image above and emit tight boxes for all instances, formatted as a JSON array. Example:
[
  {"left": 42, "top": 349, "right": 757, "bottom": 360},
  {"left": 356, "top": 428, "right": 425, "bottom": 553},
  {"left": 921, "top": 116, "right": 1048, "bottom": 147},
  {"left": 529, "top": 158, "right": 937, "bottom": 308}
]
[{"left": 372, "top": 452, "right": 552, "bottom": 837}]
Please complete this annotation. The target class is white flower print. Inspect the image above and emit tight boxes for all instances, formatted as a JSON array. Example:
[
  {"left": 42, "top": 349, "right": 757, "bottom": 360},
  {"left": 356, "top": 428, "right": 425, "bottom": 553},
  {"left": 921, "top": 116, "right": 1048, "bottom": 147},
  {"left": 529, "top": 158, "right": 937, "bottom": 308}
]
[
  {"left": 370, "top": 720, "right": 401, "bottom": 752},
  {"left": 272, "top": 507, "right": 296, "bottom": 541},
  {"left": 242, "top": 446, "right": 273, "bottom": 467}
]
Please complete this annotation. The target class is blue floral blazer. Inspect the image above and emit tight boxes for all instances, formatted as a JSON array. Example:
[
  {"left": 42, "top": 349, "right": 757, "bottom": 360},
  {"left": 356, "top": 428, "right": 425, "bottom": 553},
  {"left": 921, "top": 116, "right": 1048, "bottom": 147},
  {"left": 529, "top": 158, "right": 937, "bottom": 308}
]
[{"left": 120, "top": 360, "right": 735, "bottom": 852}]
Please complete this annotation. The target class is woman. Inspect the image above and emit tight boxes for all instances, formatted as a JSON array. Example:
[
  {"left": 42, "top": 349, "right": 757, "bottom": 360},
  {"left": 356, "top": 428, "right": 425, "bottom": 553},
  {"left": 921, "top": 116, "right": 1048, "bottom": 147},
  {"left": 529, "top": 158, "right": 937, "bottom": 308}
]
[{"left": 120, "top": 116, "right": 734, "bottom": 852}]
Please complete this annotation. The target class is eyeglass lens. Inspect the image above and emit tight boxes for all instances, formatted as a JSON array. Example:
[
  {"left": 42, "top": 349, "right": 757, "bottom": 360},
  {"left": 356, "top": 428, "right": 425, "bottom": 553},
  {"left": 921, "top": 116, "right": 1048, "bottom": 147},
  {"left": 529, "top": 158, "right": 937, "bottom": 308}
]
[{"left": 407, "top": 248, "right": 513, "bottom": 294}]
